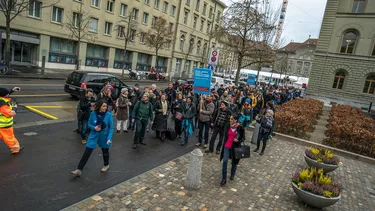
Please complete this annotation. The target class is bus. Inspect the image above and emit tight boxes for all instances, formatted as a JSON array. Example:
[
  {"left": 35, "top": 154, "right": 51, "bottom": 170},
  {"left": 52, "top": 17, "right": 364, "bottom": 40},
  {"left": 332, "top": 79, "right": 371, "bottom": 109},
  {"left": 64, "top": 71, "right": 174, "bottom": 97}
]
[{"left": 247, "top": 74, "right": 257, "bottom": 86}]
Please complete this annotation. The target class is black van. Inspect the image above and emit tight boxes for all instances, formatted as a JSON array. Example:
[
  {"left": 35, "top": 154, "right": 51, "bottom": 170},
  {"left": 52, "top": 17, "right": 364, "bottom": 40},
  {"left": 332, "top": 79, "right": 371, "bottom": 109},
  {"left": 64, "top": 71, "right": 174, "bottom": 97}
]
[{"left": 64, "top": 71, "right": 131, "bottom": 98}]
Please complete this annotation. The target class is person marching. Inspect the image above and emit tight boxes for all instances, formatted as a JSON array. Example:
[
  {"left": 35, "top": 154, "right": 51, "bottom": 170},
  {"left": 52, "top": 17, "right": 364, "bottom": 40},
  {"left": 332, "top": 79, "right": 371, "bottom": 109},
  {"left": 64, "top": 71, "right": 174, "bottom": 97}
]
[
  {"left": 132, "top": 94, "right": 154, "bottom": 149},
  {"left": 181, "top": 96, "right": 196, "bottom": 146},
  {"left": 152, "top": 94, "right": 170, "bottom": 142},
  {"left": 0, "top": 87, "right": 24, "bottom": 154},
  {"left": 71, "top": 100, "right": 114, "bottom": 176},
  {"left": 116, "top": 88, "right": 131, "bottom": 133},
  {"left": 254, "top": 109, "right": 275, "bottom": 156}
]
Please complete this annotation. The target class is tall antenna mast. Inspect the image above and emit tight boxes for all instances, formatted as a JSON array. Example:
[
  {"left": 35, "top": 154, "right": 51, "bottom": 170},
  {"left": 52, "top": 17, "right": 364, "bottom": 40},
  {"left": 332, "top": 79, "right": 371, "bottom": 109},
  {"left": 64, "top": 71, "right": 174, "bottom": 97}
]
[{"left": 274, "top": 0, "right": 288, "bottom": 49}]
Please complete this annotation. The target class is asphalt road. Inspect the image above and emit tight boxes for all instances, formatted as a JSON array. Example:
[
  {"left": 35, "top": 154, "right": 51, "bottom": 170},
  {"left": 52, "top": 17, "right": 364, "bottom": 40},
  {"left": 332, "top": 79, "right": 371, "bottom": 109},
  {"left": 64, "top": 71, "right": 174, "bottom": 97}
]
[
  {"left": 0, "top": 121, "right": 196, "bottom": 211},
  {"left": 0, "top": 78, "right": 168, "bottom": 104}
]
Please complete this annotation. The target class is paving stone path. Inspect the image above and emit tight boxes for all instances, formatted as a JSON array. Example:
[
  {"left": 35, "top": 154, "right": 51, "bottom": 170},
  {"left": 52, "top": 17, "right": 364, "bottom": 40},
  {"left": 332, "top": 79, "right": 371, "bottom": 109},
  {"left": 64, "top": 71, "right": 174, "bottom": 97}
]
[
  {"left": 309, "top": 105, "right": 331, "bottom": 144},
  {"left": 63, "top": 131, "right": 375, "bottom": 211}
]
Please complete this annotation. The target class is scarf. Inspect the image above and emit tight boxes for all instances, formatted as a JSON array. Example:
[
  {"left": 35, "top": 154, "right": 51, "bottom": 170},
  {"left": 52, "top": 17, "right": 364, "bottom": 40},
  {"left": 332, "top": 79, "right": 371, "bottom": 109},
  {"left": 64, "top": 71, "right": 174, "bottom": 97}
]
[{"left": 161, "top": 100, "right": 167, "bottom": 115}]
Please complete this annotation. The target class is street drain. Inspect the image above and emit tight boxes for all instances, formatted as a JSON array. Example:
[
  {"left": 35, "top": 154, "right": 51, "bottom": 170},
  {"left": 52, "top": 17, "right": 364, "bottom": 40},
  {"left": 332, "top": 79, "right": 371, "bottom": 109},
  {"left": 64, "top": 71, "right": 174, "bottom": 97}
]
[{"left": 23, "top": 132, "right": 38, "bottom": 136}]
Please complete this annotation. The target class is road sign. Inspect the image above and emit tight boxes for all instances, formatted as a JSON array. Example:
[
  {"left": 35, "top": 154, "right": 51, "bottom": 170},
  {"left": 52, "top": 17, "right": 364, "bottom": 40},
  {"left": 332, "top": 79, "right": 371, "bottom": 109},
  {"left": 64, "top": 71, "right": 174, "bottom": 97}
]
[
  {"left": 208, "top": 48, "right": 220, "bottom": 66},
  {"left": 207, "top": 64, "right": 214, "bottom": 71}
]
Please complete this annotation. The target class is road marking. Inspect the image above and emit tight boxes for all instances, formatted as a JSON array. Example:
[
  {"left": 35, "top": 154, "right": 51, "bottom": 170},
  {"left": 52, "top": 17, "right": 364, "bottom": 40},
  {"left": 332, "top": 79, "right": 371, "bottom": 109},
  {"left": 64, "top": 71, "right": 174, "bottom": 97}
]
[
  {"left": 0, "top": 84, "right": 64, "bottom": 86},
  {"left": 30, "top": 106, "right": 77, "bottom": 108},
  {"left": 25, "top": 106, "right": 58, "bottom": 120},
  {"left": 13, "top": 94, "right": 70, "bottom": 97}
]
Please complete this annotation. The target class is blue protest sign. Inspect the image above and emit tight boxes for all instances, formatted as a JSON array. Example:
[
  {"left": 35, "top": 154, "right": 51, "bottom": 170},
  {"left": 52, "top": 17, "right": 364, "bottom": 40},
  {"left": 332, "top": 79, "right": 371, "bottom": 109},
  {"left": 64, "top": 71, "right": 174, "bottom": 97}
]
[{"left": 193, "top": 68, "right": 212, "bottom": 95}]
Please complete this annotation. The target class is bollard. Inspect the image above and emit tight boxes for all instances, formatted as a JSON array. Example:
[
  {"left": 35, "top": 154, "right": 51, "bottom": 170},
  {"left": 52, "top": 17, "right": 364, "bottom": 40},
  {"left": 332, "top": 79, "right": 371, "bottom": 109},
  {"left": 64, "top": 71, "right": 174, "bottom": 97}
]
[
  {"left": 184, "top": 148, "right": 203, "bottom": 189},
  {"left": 251, "top": 122, "right": 260, "bottom": 144}
]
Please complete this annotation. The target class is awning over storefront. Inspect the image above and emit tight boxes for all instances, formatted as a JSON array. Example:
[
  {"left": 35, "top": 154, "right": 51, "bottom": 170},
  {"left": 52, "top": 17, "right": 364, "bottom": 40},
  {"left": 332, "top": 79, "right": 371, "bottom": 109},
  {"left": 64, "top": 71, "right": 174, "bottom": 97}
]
[{"left": 0, "top": 30, "right": 40, "bottom": 44}]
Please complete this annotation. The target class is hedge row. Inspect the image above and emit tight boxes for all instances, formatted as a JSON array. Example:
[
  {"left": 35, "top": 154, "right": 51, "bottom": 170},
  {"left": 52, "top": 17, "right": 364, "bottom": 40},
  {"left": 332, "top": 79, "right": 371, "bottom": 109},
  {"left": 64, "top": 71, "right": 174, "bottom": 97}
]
[{"left": 323, "top": 104, "right": 375, "bottom": 158}]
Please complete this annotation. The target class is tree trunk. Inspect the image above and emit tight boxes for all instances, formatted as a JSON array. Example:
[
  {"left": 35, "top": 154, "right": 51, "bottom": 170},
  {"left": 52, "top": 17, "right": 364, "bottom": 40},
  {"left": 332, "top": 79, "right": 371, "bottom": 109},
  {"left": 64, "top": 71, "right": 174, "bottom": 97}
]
[
  {"left": 122, "top": 40, "right": 128, "bottom": 77},
  {"left": 5, "top": 20, "right": 11, "bottom": 67},
  {"left": 76, "top": 38, "right": 80, "bottom": 70},
  {"left": 155, "top": 49, "right": 159, "bottom": 73},
  {"left": 235, "top": 55, "right": 242, "bottom": 85}
]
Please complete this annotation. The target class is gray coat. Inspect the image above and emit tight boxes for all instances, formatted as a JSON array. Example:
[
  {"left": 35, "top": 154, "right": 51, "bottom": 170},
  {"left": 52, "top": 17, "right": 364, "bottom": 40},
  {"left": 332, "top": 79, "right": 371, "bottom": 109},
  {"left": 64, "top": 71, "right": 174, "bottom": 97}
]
[
  {"left": 116, "top": 95, "right": 130, "bottom": 120},
  {"left": 199, "top": 102, "right": 215, "bottom": 122}
]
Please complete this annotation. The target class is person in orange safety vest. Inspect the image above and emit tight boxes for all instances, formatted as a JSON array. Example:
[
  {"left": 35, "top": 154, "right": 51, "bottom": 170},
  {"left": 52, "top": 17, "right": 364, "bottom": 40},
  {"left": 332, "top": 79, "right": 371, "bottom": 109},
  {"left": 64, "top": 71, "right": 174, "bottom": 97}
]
[{"left": 0, "top": 87, "right": 24, "bottom": 154}]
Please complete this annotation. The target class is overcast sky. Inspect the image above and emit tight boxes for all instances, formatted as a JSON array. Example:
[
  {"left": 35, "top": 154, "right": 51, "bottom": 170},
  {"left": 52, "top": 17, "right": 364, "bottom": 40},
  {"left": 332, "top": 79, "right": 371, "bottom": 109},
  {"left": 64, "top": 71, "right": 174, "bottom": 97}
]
[{"left": 221, "top": 0, "right": 328, "bottom": 45}]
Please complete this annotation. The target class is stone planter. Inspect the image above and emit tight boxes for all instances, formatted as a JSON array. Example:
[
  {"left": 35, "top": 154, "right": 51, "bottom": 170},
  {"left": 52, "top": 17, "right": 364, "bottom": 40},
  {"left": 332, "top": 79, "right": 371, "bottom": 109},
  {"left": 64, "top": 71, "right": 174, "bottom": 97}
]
[
  {"left": 291, "top": 182, "right": 341, "bottom": 208},
  {"left": 304, "top": 153, "right": 339, "bottom": 173}
]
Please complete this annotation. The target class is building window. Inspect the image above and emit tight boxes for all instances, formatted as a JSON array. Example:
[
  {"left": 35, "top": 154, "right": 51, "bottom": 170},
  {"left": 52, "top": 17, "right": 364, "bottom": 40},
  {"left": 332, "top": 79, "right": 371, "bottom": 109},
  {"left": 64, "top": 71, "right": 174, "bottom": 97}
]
[
  {"left": 89, "top": 18, "right": 98, "bottom": 32},
  {"left": 332, "top": 71, "right": 345, "bottom": 89},
  {"left": 114, "top": 49, "right": 132, "bottom": 70},
  {"left": 193, "top": 15, "right": 197, "bottom": 29},
  {"left": 184, "top": 11, "right": 189, "bottom": 24},
  {"left": 104, "top": 22, "right": 112, "bottom": 35},
  {"left": 49, "top": 37, "right": 76, "bottom": 64},
  {"left": 207, "top": 21, "right": 211, "bottom": 33},
  {"left": 130, "top": 29, "right": 136, "bottom": 41},
  {"left": 29, "top": 0, "right": 42, "bottom": 18},
  {"left": 203, "top": 2, "right": 207, "bottom": 15},
  {"left": 86, "top": 44, "right": 108, "bottom": 67},
  {"left": 106, "top": 0, "right": 114, "bottom": 12},
  {"left": 363, "top": 75, "right": 375, "bottom": 94},
  {"left": 162, "top": 2, "right": 168, "bottom": 13},
  {"left": 143, "top": 12, "right": 149, "bottom": 24},
  {"left": 132, "top": 8, "right": 139, "bottom": 20},
  {"left": 72, "top": 12, "right": 81, "bottom": 28},
  {"left": 340, "top": 31, "right": 358, "bottom": 54},
  {"left": 117, "top": 26, "right": 125, "bottom": 38},
  {"left": 216, "top": 11, "right": 221, "bottom": 23},
  {"left": 180, "top": 35, "right": 185, "bottom": 51},
  {"left": 186, "top": 0, "right": 190, "bottom": 6},
  {"left": 136, "top": 53, "right": 152, "bottom": 71},
  {"left": 145, "top": 0, "right": 150, "bottom": 5},
  {"left": 120, "top": 4, "right": 127, "bottom": 17},
  {"left": 195, "top": 0, "right": 200, "bottom": 11},
  {"left": 154, "top": 0, "right": 160, "bottom": 9},
  {"left": 197, "top": 40, "right": 201, "bottom": 54},
  {"left": 200, "top": 19, "right": 204, "bottom": 31},
  {"left": 91, "top": 0, "right": 100, "bottom": 8},
  {"left": 203, "top": 42, "right": 207, "bottom": 56},
  {"left": 140, "top": 33, "right": 145, "bottom": 43},
  {"left": 209, "top": 6, "right": 213, "bottom": 18},
  {"left": 171, "top": 5, "right": 176, "bottom": 16},
  {"left": 152, "top": 16, "right": 158, "bottom": 26},
  {"left": 52, "top": 7, "right": 63, "bottom": 23},
  {"left": 352, "top": 0, "right": 365, "bottom": 13},
  {"left": 371, "top": 42, "right": 375, "bottom": 56},
  {"left": 169, "top": 23, "right": 173, "bottom": 32}
]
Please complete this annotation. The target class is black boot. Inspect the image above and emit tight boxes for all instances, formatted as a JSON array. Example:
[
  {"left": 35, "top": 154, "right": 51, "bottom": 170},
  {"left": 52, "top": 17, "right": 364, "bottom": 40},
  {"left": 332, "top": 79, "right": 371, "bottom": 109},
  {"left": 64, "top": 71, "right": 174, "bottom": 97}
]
[
  {"left": 132, "top": 144, "right": 137, "bottom": 149},
  {"left": 253, "top": 148, "right": 259, "bottom": 152},
  {"left": 230, "top": 175, "right": 234, "bottom": 180},
  {"left": 220, "top": 179, "right": 226, "bottom": 186}
]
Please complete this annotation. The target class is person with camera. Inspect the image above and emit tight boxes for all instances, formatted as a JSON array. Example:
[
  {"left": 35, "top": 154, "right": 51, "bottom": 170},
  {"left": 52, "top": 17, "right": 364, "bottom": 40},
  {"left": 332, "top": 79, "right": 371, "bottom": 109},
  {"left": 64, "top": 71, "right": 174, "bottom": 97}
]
[
  {"left": 0, "top": 87, "right": 24, "bottom": 154},
  {"left": 71, "top": 100, "right": 114, "bottom": 177},
  {"left": 220, "top": 115, "right": 245, "bottom": 186},
  {"left": 254, "top": 109, "right": 275, "bottom": 156}
]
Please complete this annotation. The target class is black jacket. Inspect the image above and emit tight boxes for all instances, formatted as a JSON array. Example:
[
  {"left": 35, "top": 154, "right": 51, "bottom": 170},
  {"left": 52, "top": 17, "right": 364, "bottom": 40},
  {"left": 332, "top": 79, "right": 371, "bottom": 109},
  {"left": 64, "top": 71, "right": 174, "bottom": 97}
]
[
  {"left": 212, "top": 108, "right": 232, "bottom": 129},
  {"left": 220, "top": 124, "right": 245, "bottom": 165},
  {"left": 165, "top": 88, "right": 176, "bottom": 104}
]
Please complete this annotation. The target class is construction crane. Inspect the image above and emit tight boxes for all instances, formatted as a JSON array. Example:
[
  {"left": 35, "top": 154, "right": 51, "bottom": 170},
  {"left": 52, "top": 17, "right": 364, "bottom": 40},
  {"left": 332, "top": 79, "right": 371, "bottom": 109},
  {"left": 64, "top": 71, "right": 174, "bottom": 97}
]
[{"left": 274, "top": 0, "right": 289, "bottom": 49}]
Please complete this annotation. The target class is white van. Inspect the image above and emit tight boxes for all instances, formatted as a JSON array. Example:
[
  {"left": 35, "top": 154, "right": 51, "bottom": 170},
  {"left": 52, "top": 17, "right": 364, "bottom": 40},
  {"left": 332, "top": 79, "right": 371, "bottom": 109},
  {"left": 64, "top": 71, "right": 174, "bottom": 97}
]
[{"left": 211, "top": 76, "right": 225, "bottom": 88}]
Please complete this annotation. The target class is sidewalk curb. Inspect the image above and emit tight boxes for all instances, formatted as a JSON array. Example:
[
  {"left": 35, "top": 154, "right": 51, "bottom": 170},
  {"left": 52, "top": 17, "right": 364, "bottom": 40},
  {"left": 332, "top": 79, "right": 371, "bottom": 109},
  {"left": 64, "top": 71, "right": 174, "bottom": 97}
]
[
  {"left": 14, "top": 118, "right": 75, "bottom": 129},
  {"left": 247, "top": 127, "right": 375, "bottom": 165},
  {"left": 1, "top": 75, "right": 67, "bottom": 80},
  {"left": 61, "top": 152, "right": 191, "bottom": 211}
]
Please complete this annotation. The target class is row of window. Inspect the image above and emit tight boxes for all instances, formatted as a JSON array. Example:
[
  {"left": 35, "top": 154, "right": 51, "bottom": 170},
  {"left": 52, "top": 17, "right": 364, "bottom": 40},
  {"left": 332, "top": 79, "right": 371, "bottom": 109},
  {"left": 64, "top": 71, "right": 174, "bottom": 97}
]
[
  {"left": 332, "top": 71, "right": 375, "bottom": 95},
  {"left": 339, "top": 30, "right": 375, "bottom": 56}
]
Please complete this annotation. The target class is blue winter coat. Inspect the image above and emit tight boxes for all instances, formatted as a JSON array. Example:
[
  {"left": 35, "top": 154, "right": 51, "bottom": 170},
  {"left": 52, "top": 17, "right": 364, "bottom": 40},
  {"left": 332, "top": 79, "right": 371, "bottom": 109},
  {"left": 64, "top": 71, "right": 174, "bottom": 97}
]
[{"left": 86, "top": 111, "right": 114, "bottom": 149}]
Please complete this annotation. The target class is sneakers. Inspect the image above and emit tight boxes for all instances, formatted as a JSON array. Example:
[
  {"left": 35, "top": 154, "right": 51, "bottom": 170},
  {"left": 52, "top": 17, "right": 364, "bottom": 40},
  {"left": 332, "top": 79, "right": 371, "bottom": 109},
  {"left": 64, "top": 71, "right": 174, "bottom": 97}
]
[
  {"left": 253, "top": 148, "right": 259, "bottom": 152},
  {"left": 195, "top": 143, "right": 201, "bottom": 146},
  {"left": 259, "top": 152, "right": 264, "bottom": 156},
  {"left": 216, "top": 149, "right": 220, "bottom": 154},
  {"left": 203, "top": 144, "right": 208, "bottom": 148},
  {"left": 101, "top": 165, "right": 110, "bottom": 172},
  {"left": 11, "top": 146, "right": 24, "bottom": 154},
  {"left": 71, "top": 169, "right": 82, "bottom": 177},
  {"left": 123, "top": 130, "right": 129, "bottom": 133},
  {"left": 132, "top": 144, "right": 137, "bottom": 149},
  {"left": 81, "top": 140, "right": 87, "bottom": 144},
  {"left": 117, "top": 130, "right": 120, "bottom": 133}
]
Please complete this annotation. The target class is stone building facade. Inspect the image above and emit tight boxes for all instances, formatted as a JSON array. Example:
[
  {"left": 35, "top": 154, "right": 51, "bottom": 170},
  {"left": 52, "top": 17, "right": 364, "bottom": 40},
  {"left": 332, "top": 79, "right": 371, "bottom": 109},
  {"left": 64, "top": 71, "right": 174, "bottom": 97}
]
[
  {"left": 308, "top": 0, "right": 375, "bottom": 104},
  {"left": 0, "top": 0, "right": 225, "bottom": 76}
]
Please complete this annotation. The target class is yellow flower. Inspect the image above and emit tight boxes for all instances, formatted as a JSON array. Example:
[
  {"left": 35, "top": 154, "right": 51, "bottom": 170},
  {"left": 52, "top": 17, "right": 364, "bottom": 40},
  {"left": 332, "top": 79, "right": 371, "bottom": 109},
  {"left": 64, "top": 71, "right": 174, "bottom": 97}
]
[{"left": 310, "top": 147, "right": 320, "bottom": 155}]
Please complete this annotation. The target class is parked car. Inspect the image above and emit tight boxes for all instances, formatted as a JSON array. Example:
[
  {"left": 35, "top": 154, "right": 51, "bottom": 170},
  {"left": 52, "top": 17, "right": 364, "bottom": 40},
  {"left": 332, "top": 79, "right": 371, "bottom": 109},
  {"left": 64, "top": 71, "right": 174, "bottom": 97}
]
[{"left": 64, "top": 71, "right": 132, "bottom": 98}]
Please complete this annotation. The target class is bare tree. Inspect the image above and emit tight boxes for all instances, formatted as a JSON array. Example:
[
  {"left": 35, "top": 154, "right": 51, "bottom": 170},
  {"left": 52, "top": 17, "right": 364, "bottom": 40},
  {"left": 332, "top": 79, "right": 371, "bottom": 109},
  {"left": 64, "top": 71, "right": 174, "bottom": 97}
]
[
  {"left": 0, "top": 0, "right": 59, "bottom": 66},
  {"left": 144, "top": 16, "right": 173, "bottom": 74},
  {"left": 219, "top": 0, "right": 279, "bottom": 84},
  {"left": 64, "top": 2, "right": 94, "bottom": 70},
  {"left": 116, "top": 14, "right": 138, "bottom": 77}
]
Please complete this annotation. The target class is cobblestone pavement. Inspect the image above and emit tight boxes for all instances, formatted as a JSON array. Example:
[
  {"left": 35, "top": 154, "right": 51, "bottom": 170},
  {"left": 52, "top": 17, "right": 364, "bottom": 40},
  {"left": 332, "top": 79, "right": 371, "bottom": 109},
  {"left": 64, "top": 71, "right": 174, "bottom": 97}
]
[{"left": 63, "top": 131, "right": 375, "bottom": 211}]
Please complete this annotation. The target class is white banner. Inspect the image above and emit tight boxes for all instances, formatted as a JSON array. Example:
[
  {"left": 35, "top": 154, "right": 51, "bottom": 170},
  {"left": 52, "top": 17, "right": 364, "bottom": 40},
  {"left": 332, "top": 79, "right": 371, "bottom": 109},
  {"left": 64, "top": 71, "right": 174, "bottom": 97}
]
[{"left": 208, "top": 48, "right": 220, "bottom": 66}]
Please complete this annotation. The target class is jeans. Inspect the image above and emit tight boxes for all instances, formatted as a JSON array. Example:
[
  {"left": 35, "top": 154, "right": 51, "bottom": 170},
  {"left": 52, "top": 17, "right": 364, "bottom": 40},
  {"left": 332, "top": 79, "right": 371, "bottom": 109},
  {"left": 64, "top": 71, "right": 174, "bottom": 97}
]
[
  {"left": 78, "top": 147, "right": 109, "bottom": 170},
  {"left": 116, "top": 119, "right": 128, "bottom": 131},
  {"left": 80, "top": 120, "right": 88, "bottom": 140},
  {"left": 222, "top": 147, "right": 237, "bottom": 181},
  {"left": 128, "top": 108, "right": 134, "bottom": 128},
  {"left": 209, "top": 127, "right": 224, "bottom": 152},
  {"left": 198, "top": 120, "right": 210, "bottom": 144},
  {"left": 134, "top": 119, "right": 148, "bottom": 144},
  {"left": 257, "top": 131, "right": 270, "bottom": 153}
]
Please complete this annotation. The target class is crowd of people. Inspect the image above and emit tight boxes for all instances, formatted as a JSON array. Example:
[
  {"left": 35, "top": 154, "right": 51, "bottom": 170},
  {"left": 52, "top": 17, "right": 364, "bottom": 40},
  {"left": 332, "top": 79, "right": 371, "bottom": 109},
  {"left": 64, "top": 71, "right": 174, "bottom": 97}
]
[{"left": 72, "top": 79, "right": 305, "bottom": 185}]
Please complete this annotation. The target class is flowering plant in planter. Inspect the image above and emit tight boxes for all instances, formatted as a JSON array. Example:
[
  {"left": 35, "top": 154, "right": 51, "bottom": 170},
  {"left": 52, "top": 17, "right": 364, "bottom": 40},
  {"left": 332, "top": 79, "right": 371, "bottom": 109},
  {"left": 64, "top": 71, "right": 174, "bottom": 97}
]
[
  {"left": 305, "top": 147, "right": 340, "bottom": 165},
  {"left": 292, "top": 168, "right": 342, "bottom": 198}
]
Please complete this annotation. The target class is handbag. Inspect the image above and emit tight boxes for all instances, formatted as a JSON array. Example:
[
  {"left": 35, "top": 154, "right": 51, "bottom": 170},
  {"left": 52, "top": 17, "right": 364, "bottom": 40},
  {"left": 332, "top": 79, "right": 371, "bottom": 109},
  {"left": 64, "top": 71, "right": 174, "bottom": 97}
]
[
  {"left": 175, "top": 111, "right": 183, "bottom": 121},
  {"left": 234, "top": 141, "right": 250, "bottom": 159}
]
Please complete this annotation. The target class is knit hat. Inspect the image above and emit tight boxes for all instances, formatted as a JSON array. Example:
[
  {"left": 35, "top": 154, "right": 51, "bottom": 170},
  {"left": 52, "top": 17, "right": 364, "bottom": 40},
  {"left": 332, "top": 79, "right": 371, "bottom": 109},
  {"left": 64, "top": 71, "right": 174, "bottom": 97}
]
[
  {"left": 121, "top": 88, "right": 128, "bottom": 93},
  {"left": 0, "top": 88, "right": 10, "bottom": 97},
  {"left": 220, "top": 101, "right": 228, "bottom": 107},
  {"left": 267, "top": 109, "right": 274, "bottom": 116},
  {"left": 245, "top": 98, "right": 251, "bottom": 104}
]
